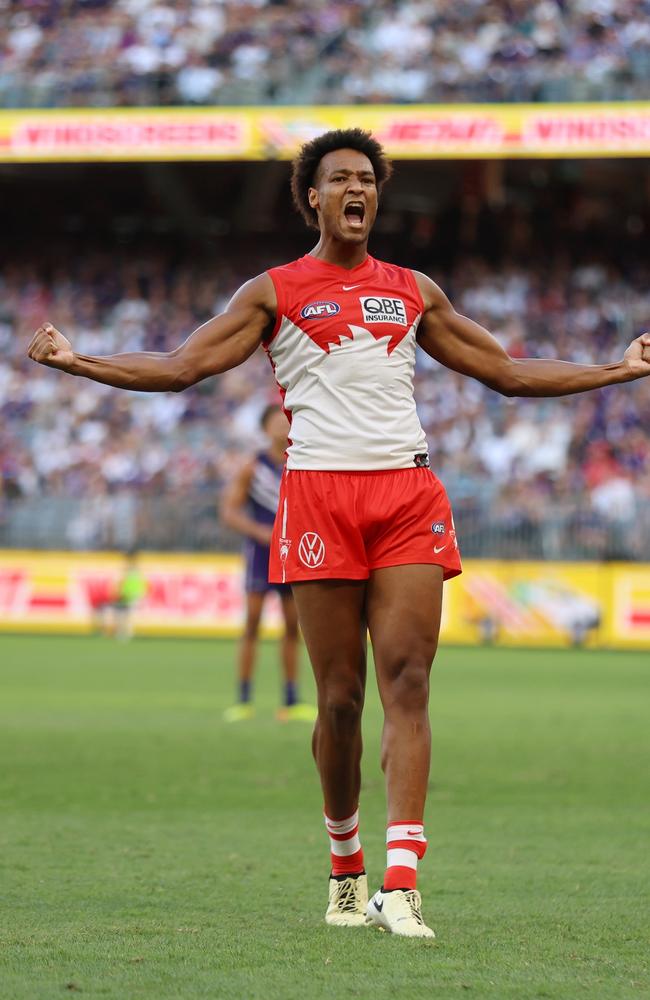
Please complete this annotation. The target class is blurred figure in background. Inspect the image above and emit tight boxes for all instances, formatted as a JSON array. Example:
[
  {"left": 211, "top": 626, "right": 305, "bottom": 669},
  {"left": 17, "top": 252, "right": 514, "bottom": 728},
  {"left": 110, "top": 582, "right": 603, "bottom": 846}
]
[
  {"left": 221, "top": 404, "right": 315, "bottom": 723},
  {"left": 94, "top": 550, "right": 147, "bottom": 640}
]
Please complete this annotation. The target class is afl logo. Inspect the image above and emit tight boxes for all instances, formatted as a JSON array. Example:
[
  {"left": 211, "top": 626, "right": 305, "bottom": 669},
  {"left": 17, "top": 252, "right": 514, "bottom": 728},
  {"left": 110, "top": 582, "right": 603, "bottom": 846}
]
[
  {"left": 300, "top": 301, "right": 340, "bottom": 320},
  {"left": 298, "top": 532, "right": 326, "bottom": 568}
]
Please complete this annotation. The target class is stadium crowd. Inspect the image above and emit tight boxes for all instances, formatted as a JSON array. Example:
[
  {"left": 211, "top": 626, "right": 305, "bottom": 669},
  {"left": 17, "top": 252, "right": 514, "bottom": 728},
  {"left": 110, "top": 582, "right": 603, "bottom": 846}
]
[
  {"left": 2, "top": 0, "right": 649, "bottom": 108},
  {"left": 1, "top": 247, "right": 648, "bottom": 557}
]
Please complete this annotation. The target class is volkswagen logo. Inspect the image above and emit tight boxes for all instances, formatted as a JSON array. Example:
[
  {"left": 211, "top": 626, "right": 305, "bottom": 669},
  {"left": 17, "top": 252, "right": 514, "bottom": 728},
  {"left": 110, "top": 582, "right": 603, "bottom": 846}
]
[{"left": 298, "top": 532, "right": 326, "bottom": 568}]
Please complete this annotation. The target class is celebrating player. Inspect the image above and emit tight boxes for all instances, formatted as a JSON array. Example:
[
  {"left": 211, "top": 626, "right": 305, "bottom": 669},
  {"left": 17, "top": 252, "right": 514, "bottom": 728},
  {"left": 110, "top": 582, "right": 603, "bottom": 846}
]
[
  {"left": 221, "top": 403, "right": 315, "bottom": 723},
  {"left": 28, "top": 129, "right": 650, "bottom": 939}
]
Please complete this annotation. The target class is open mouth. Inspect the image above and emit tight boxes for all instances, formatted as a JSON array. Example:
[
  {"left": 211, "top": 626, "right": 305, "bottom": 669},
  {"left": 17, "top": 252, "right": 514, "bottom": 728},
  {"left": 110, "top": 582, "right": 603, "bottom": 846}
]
[{"left": 344, "top": 202, "right": 365, "bottom": 228}]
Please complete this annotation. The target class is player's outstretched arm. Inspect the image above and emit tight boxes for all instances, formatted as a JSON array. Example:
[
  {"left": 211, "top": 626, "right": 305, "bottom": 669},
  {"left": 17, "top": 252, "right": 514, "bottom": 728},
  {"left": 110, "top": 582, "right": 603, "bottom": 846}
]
[
  {"left": 27, "top": 274, "right": 277, "bottom": 392},
  {"left": 414, "top": 272, "right": 650, "bottom": 397},
  {"left": 221, "top": 462, "right": 273, "bottom": 546}
]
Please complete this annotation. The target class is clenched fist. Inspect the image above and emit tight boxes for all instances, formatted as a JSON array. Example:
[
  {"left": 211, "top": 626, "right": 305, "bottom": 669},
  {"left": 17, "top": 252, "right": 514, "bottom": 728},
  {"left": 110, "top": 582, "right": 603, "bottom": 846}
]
[
  {"left": 28, "top": 323, "right": 74, "bottom": 371},
  {"left": 623, "top": 332, "right": 650, "bottom": 380}
]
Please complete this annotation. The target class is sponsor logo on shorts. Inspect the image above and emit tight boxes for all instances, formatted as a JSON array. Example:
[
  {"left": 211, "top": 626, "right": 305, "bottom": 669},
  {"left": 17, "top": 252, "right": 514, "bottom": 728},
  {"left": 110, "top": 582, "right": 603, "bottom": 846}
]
[
  {"left": 298, "top": 532, "right": 326, "bottom": 568},
  {"left": 361, "top": 296, "right": 407, "bottom": 326},
  {"left": 433, "top": 544, "right": 447, "bottom": 555},
  {"left": 300, "top": 301, "right": 340, "bottom": 320},
  {"left": 279, "top": 538, "right": 292, "bottom": 562},
  {"left": 431, "top": 521, "right": 446, "bottom": 535}
]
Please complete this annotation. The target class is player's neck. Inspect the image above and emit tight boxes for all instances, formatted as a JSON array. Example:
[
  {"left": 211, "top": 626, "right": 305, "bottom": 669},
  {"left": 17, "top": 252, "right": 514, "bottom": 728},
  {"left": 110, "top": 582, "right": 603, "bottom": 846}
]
[{"left": 308, "top": 235, "right": 368, "bottom": 270}]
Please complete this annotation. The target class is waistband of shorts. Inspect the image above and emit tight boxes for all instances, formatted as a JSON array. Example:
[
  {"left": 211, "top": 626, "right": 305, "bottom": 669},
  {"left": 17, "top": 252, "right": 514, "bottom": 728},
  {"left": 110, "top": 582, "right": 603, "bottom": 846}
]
[{"left": 285, "top": 467, "right": 434, "bottom": 477}]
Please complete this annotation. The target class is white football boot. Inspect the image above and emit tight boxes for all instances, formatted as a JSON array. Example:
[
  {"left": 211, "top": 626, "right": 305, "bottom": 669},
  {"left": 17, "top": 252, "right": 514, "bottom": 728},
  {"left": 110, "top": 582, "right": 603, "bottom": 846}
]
[
  {"left": 325, "top": 873, "right": 368, "bottom": 927},
  {"left": 366, "top": 888, "right": 435, "bottom": 938}
]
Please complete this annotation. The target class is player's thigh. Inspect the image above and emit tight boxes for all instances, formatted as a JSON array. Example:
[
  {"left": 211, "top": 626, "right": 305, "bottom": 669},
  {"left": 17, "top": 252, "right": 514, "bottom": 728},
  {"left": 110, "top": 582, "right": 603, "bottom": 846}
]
[
  {"left": 366, "top": 564, "right": 444, "bottom": 697},
  {"left": 291, "top": 580, "right": 368, "bottom": 694}
]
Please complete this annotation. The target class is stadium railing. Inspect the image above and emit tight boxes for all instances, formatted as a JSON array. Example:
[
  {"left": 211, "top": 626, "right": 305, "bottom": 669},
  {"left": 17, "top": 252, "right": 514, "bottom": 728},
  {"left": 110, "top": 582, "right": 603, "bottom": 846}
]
[{"left": 1, "top": 495, "right": 646, "bottom": 562}]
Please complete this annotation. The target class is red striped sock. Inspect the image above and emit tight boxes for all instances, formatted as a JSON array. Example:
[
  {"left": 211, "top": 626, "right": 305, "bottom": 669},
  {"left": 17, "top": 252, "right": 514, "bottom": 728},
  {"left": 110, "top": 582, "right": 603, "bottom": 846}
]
[
  {"left": 324, "top": 809, "right": 365, "bottom": 876},
  {"left": 383, "top": 821, "right": 427, "bottom": 891}
]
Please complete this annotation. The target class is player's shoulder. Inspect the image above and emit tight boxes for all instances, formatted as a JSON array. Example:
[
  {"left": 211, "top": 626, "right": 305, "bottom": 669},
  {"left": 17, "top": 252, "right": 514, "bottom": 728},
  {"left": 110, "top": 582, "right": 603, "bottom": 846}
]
[
  {"left": 233, "top": 456, "right": 257, "bottom": 484},
  {"left": 228, "top": 271, "right": 277, "bottom": 313},
  {"left": 252, "top": 448, "right": 272, "bottom": 467},
  {"left": 267, "top": 255, "right": 309, "bottom": 278},
  {"left": 407, "top": 269, "right": 450, "bottom": 311},
  {"left": 367, "top": 255, "right": 418, "bottom": 285},
  {"left": 367, "top": 257, "right": 429, "bottom": 308}
]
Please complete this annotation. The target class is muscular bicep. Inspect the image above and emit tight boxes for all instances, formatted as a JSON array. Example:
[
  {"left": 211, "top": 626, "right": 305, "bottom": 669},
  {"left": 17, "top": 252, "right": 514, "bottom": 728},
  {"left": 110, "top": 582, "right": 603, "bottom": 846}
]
[
  {"left": 170, "top": 273, "right": 276, "bottom": 389},
  {"left": 414, "top": 272, "right": 514, "bottom": 390}
]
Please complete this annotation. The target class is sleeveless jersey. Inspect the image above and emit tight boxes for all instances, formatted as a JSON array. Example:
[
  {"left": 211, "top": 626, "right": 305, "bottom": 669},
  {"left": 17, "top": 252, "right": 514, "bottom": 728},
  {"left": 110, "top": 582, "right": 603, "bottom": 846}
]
[
  {"left": 247, "top": 451, "right": 283, "bottom": 527},
  {"left": 265, "top": 254, "right": 428, "bottom": 471}
]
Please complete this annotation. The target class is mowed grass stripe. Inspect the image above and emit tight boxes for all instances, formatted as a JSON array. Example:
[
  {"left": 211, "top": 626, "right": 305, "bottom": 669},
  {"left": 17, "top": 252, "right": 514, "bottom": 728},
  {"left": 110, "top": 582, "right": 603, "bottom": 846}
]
[{"left": 0, "top": 637, "right": 648, "bottom": 999}]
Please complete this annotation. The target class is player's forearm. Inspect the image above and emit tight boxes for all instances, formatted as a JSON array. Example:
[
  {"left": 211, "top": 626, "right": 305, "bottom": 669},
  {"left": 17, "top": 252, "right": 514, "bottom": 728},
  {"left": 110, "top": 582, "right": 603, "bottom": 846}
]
[
  {"left": 491, "top": 357, "right": 631, "bottom": 398},
  {"left": 69, "top": 351, "right": 188, "bottom": 392}
]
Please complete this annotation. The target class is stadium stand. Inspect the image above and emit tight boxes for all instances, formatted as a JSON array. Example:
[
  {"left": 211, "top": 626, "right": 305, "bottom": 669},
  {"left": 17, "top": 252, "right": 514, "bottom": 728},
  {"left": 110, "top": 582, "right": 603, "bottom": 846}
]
[{"left": 1, "top": 0, "right": 649, "bottom": 108}]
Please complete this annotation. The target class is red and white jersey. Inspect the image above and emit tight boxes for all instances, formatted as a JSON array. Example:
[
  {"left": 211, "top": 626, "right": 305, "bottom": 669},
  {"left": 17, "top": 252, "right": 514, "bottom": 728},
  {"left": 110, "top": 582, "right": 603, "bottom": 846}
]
[{"left": 265, "top": 254, "right": 428, "bottom": 470}]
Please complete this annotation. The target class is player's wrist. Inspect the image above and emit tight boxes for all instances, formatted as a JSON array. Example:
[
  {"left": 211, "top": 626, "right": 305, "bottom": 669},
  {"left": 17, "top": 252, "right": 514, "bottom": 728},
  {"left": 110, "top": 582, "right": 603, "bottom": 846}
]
[
  {"left": 66, "top": 353, "right": 83, "bottom": 375},
  {"left": 618, "top": 357, "right": 644, "bottom": 383}
]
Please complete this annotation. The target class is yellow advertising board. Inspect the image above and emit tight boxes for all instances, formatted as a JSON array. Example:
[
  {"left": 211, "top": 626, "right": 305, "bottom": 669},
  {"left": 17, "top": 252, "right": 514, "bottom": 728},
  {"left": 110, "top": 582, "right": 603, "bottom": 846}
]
[
  {"left": 606, "top": 564, "right": 650, "bottom": 648},
  {"left": 0, "top": 550, "right": 648, "bottom": 648},
  {"left": 442, "top": 561, "right": 609, "bottom": 648},
  {"left": 0, "top": 550, "right": 282, "bottom": 638},
  {"left": 1, "top": 104, "right": 649, "bottom": 163}
]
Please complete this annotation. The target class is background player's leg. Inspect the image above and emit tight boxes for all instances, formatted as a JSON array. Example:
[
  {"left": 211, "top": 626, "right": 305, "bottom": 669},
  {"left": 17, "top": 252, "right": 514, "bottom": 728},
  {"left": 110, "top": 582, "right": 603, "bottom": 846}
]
[
  {"left": 366, "top": 564, "right": 443, "bottom": 822},
  {"left": 276, "top": 591, "right": 316, "bottom": 721},
  {"left": 239, "top": 591, "right": 264, "bottom": 691},
  {"left": 224, "top": 591, "right": 264, "bottom": 721},
  {"left": 291, "top": 580, "right": 367, "bottom": 819},
  {"left": 279, "top": 590, "right": 299, "bottom": 689}
]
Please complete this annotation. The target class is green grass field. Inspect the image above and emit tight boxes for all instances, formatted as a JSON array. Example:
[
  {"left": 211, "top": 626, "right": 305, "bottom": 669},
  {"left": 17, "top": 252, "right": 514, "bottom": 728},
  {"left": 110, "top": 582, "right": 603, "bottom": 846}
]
[{"left": 0, "top": 636, "right": 648, "bottom": 1000}]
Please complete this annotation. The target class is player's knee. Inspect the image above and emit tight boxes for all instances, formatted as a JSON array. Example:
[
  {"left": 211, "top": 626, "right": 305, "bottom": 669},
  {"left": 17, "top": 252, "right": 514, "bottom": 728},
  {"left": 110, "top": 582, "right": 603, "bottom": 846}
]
[
  {"left": 243, "top": 616, "right": 261, "bottom": 639},
  {"left": 319, "top": 681, "right": 364, "bottom": 733},
  {"left": 384, "top": 656, "right": 431, "bottom": 712}
]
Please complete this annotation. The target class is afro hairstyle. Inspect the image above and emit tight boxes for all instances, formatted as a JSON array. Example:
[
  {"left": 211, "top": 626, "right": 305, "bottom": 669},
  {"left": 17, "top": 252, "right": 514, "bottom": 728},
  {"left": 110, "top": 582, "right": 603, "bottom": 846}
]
[{"left": 290, "top": 128, "right": 392, "bottom": 230}]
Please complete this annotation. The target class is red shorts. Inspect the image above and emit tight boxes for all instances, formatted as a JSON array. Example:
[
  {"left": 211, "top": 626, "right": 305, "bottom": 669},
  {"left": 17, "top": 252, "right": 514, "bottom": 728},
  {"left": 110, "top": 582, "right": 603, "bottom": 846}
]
[{"left": 269, "top": 468, "right": 462, "bottom": 584}]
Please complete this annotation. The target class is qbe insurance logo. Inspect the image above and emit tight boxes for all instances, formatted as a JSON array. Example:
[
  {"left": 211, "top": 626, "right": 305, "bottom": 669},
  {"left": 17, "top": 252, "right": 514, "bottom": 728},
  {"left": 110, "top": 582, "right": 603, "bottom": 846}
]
[
  {"left": 361, "top": 296, "right": 407, "bottom": 325},
  {"left": 298, "top": 532, "right": 326, "bottom": 568}
]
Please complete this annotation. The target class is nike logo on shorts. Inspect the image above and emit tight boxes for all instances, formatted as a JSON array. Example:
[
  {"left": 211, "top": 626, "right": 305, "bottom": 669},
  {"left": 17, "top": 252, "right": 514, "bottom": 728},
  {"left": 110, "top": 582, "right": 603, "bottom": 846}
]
[
  {"left": 433, "top": 545, "right": 447, "bottom": 554},
  {"left": 342, "top": 284, "right": 362, "bottom": 290}
]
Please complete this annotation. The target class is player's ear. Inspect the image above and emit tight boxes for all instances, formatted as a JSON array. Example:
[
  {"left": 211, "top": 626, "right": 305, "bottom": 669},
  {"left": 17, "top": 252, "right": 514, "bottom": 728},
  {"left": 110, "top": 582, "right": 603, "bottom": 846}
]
[{"left": 308, "top": 187, "right": 319, "bottom": 211}]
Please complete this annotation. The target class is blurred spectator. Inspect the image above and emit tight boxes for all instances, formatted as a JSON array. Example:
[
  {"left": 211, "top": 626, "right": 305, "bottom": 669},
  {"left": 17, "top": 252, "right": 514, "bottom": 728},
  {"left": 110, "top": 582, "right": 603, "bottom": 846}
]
[{"left": 1, "top": 0, "right": 649, "bottom": 108}]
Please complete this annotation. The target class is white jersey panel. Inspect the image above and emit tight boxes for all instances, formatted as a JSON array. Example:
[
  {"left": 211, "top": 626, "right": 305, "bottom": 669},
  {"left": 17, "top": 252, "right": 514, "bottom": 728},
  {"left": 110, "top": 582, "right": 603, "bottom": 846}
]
[{"left": 269, "top": 316, "right": 428, "bottom": 470}]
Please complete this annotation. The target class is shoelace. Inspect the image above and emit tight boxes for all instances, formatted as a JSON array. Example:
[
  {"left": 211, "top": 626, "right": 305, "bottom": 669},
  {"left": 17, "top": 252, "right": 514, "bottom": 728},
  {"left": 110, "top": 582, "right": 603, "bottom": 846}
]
[
  {"left": 402, "top": 890, "right": 424, "bottom": 925},
  {"left": 335, "top": 878, "right": 362, "bottom": 913}
]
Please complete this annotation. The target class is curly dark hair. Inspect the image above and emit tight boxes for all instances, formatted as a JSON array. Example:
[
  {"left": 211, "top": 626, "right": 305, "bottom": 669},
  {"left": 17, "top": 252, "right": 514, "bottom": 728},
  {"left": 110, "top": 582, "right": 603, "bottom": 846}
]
[{"left": 290, "top": 128, "right": 392, "bottom": 230}]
